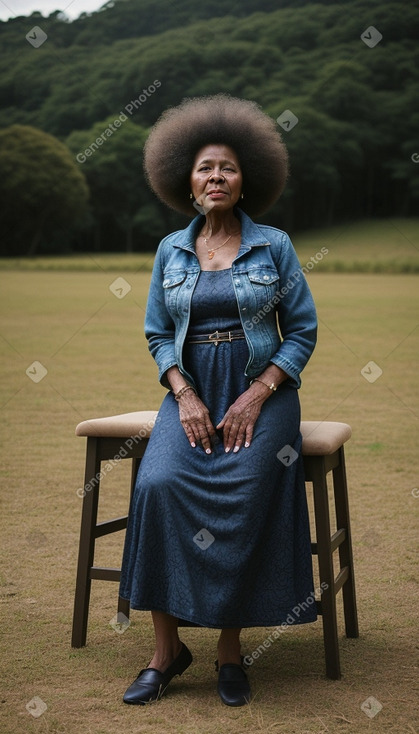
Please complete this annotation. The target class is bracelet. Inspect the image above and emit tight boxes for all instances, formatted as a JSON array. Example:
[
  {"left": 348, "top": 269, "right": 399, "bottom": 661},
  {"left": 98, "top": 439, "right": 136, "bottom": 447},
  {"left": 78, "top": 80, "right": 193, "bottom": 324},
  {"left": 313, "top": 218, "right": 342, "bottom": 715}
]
[
  {"left": 174, "top": 385, "right": 196, "bottom": 401},
  {"left": 251, "top": 378, "right": 277, "bottom": 392}
]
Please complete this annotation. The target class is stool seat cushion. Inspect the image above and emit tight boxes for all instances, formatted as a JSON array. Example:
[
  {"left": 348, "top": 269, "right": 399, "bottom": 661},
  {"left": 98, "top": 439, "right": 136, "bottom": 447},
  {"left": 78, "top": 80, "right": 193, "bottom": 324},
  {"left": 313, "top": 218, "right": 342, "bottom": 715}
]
[
  {"left": 300, "top": 421, "right": 352, "bottom": 455},
  {"left": 76, "top": 411, "right": 351, "bottom": 456},
  {"left": 75, "top": 410, "right": 158, "bottom": 438}
]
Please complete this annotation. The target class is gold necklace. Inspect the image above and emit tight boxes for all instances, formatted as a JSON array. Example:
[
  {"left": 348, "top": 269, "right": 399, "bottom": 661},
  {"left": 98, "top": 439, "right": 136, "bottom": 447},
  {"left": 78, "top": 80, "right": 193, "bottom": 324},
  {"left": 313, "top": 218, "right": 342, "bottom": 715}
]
[{"left": 201, "top": 230, "right": 239, "bottom": 260}]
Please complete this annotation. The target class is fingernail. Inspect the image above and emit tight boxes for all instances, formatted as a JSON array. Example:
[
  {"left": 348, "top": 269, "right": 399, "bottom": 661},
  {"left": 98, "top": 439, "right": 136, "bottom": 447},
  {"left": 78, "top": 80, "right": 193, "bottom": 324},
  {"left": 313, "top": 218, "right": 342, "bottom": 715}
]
[
  {"left": 191, "top": 442, "right": 196, "bottom": 447},
  {"left": 206, "top": 448, "right": 211, "bottom": 454},
  {"left": 244, "top": 442, "right": 250, "bottom": 448},
  {"left": 233, "top": 446, "right": 240, "bottom": 453},
  {"left": 225, "top": 447, "right": 230, "bottom": 453}
]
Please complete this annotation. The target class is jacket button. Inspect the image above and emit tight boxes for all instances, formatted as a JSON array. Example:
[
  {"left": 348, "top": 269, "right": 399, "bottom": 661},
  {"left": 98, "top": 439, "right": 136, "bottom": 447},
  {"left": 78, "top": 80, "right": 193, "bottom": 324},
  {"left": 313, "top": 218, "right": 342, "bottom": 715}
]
[{"left": 263, "top": 275, "right": 270, "bottom": 281}]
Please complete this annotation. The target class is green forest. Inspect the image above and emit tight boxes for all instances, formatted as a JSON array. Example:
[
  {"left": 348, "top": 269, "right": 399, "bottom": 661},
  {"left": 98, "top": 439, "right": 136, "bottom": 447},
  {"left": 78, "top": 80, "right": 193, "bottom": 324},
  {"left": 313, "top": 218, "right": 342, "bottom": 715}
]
[{"left": 0, "top": 0, "right": 418, "bottom": 255}]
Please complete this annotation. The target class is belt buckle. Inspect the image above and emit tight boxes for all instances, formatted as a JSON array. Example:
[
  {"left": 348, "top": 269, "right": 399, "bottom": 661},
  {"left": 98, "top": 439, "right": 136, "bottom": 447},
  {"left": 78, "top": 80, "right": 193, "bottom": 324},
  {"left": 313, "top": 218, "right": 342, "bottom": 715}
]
[{"left": 208, "top": 330, "right": 220, "bottom": 346}]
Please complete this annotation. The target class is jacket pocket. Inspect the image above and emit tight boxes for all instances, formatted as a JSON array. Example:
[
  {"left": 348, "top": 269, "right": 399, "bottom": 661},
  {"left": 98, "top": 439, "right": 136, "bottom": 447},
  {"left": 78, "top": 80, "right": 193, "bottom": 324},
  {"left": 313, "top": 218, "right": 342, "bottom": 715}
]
[
  {"left": 247, "top": 268, "right": 280, "bottom": 286},
  {"left": 162, "top": 270, "right": 187, "bottom": 289},
  {"left": 247, "top": 268, "right": 280, "bottom": 310},
  {"left": 162, "top": 269, "right": 187, "bottom": 315}
]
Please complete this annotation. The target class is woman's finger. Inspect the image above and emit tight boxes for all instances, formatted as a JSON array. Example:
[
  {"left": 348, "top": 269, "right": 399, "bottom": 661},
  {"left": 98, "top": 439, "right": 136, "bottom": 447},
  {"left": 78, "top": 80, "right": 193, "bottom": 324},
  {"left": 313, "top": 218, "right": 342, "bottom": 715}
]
[
  {"left": 183, "top": 418, "right": 216, "bottom": 453},
  {"left": 181, "top": 421, "right": 197, "bottom": 447},
  {"left": 244, "top": 421, "right": 254, "bottom": 448},
  {"left": 223, "top": 418, "right": 242, "bottom": 452},
  {"left": 231, "top": 420, "right": 251, "bottom": 452},
  {"left": 204, "top": 413, "right": 217, "bottom": 438}
]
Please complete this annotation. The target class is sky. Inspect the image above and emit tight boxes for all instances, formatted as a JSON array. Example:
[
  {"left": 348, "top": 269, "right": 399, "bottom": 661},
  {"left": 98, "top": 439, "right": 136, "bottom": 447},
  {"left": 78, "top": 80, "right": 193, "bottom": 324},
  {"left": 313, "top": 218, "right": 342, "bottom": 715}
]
[{"left": 0, "top": 0, "right": 108, "bottom": 21}]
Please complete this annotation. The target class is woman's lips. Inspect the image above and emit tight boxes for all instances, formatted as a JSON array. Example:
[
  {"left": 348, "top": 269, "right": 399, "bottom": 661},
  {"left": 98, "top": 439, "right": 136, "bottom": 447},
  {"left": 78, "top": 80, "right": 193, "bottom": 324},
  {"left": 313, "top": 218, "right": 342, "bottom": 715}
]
[{"left": 207, "top": 191, "right": 227, "bottom": 198}]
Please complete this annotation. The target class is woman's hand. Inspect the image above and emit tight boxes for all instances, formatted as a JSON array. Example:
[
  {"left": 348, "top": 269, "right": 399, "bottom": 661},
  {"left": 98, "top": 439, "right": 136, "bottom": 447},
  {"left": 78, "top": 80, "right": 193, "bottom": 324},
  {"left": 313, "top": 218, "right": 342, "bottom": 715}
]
[
  {"left": 216, "top": 381, "right": 269, "bottom": 453},
  {"left": 178, "top": 391, "right": 217, "bottom": 454},
  {"left": 217, "top": 362, "right": 288, "bottom": 452}
]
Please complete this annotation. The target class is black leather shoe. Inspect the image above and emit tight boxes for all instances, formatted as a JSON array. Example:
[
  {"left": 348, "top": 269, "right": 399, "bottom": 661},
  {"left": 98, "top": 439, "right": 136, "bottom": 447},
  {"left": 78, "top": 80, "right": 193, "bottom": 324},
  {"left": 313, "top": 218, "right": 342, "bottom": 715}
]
[
  {"left": 217, "top": 663, "right": 251, "bottom": 707},
  {"left": 214, "top": 655, "right": 249, "bottom": 672},
  {"left": 123, "top": 642, "right": 193, "bottom": 705}
]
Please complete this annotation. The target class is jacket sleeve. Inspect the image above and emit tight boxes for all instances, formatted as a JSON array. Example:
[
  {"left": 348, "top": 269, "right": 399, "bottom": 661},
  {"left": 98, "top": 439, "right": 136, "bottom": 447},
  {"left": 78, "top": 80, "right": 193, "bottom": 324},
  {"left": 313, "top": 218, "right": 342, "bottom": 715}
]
[
  {"left": 144, "top": 239, "right": 178, "bottom": 389},
  {"left": 269, "top": 231, "right": 317, "bottom": 388}
]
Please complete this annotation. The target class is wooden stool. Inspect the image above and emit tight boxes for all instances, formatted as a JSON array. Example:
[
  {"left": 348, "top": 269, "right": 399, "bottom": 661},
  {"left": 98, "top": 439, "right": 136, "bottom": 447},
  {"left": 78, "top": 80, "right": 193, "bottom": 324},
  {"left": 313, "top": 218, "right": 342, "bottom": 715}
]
[
  {"left": 72, "top": 412, "right": 358, "bottom": 679},
  {"left": 300, "top": 421, "right": 359, "bottom": 678}
]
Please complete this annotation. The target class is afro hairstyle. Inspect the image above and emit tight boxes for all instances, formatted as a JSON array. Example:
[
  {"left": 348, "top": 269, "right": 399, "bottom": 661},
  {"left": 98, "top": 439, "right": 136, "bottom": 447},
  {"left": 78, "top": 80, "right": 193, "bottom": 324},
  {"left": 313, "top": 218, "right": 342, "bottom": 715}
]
[{"left": 143, "top": 94, "right": 289, "bottom": 217}]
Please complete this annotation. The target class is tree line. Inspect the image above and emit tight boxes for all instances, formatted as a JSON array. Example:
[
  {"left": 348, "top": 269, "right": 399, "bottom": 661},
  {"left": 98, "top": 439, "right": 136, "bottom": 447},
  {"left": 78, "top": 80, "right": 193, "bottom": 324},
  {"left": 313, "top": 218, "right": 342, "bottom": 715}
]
[{"left": 0, "top": 0, "right": 418, "bottom": 255}]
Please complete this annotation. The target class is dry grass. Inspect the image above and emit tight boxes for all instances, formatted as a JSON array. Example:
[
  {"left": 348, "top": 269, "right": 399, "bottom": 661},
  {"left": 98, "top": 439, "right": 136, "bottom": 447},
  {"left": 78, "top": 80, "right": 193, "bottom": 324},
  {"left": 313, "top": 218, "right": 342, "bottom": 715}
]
[
  {"left": 1, "top": 218, "right": 418, "bottom": 273},
  {"left": 0, "top": 265, "right": 418, "bottom": 734}
]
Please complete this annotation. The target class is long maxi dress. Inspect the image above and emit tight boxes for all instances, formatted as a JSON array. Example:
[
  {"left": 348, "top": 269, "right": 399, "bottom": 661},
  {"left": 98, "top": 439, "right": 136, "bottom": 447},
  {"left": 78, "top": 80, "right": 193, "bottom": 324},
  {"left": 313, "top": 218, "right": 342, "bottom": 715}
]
[{"left": 119, "top": 268, "right": 317, "bottom": 628}]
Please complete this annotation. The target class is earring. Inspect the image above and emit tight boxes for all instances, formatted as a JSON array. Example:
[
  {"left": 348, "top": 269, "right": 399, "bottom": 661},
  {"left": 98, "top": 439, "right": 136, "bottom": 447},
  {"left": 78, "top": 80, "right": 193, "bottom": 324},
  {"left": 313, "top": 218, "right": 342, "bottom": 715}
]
[
  {"left": 240, "top": 193, "right": 244, "bottom": 199},
  {"left": 189, "top": 193, "right": 193, "bottom": 199}
]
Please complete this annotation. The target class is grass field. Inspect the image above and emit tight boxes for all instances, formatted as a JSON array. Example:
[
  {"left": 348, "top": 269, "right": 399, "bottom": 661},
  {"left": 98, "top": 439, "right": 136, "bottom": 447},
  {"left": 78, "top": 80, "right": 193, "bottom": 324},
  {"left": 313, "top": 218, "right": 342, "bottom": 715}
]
[
  {"left": 0, "top": 233, "right": 418, "bottom": 733},
  {"left": 1, "top": 218, "right": 418, "bottom": 273}
]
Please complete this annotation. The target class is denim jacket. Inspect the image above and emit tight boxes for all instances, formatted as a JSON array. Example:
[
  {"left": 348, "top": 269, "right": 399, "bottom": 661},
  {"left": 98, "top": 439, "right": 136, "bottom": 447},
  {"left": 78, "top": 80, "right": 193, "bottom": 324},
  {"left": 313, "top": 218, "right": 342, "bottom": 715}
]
[{"left": 145, "top": 208, "right": 317, "bottom": 390}]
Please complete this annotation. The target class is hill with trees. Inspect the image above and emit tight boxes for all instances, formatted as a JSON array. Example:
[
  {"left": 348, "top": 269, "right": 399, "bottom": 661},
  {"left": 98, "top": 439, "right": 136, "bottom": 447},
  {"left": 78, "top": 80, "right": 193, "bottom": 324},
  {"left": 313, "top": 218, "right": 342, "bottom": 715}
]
[{"left": 0, "top": 0, "right": 418, "bottom": 254}]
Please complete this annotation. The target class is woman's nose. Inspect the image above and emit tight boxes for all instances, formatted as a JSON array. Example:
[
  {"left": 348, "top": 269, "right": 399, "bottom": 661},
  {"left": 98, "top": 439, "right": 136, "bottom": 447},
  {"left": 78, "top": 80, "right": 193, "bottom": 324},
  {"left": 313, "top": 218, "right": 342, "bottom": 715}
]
[{"left": 209, "top": 171, "right": 225, "bottom": 182}]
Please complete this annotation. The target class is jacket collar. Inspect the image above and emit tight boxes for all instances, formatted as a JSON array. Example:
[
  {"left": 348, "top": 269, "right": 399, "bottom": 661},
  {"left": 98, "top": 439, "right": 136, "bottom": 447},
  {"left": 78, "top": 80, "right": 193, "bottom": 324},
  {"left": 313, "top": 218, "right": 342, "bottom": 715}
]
[{"left": 170, "top": 208, "right": 270, "bottom": 255}]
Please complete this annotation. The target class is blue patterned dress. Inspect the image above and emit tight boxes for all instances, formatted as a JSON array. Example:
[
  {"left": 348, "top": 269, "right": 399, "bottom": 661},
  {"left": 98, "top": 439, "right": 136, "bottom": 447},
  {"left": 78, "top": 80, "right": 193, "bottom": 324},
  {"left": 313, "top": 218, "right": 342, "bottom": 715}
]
[{"left": 119, "top": 269, "right": 316, "bottom": 628}]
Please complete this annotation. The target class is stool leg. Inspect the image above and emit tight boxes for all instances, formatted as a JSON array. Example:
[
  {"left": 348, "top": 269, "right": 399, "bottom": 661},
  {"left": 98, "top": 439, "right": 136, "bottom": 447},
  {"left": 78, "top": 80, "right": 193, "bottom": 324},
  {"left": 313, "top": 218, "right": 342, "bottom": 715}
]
[
  {"left": 117, "top": 597, "right": 130, "bottom": 618},
  {"left": 333, "top": 447, "right": 359, "bottom": 638},
  {"left": 311, "top": 456, "right": 341, "bottom": 680},
  {"left": 72, "top": 437, "right": 101, "bottom": 647}
]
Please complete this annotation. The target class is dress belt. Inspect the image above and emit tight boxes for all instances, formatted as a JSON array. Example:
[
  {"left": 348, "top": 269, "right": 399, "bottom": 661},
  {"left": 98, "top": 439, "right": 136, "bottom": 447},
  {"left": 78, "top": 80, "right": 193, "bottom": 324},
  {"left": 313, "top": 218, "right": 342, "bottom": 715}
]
[{"left": 187, "top": 329, "right": 245, "bottom": 345}]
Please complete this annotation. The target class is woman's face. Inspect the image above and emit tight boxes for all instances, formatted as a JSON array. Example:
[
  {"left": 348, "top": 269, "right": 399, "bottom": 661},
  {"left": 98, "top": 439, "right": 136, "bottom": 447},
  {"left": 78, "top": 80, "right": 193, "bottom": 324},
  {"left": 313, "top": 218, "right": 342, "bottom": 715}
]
[{"left": 190, "top": 144, "right": 243, "bottom": 213}]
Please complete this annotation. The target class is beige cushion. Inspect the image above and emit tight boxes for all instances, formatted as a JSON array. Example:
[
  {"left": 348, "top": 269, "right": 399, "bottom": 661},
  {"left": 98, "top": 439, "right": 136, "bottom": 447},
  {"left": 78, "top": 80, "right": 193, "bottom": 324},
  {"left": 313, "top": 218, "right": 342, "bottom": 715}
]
[
  {"left": 76, "top": 411, "right": 351, "bottom": 456},
  {"left": 300, "top": 421, "right": 351, "bottom": 455},
  {"left": 75, "top": 410, "right": 158, "bottom": 438}
]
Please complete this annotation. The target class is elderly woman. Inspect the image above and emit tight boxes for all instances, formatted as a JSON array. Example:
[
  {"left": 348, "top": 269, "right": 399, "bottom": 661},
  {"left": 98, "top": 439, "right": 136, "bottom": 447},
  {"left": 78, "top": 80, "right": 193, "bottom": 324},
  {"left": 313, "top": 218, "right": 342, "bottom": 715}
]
[{"left": 120, "top": 94, "right": 317, "bottom": 707}]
